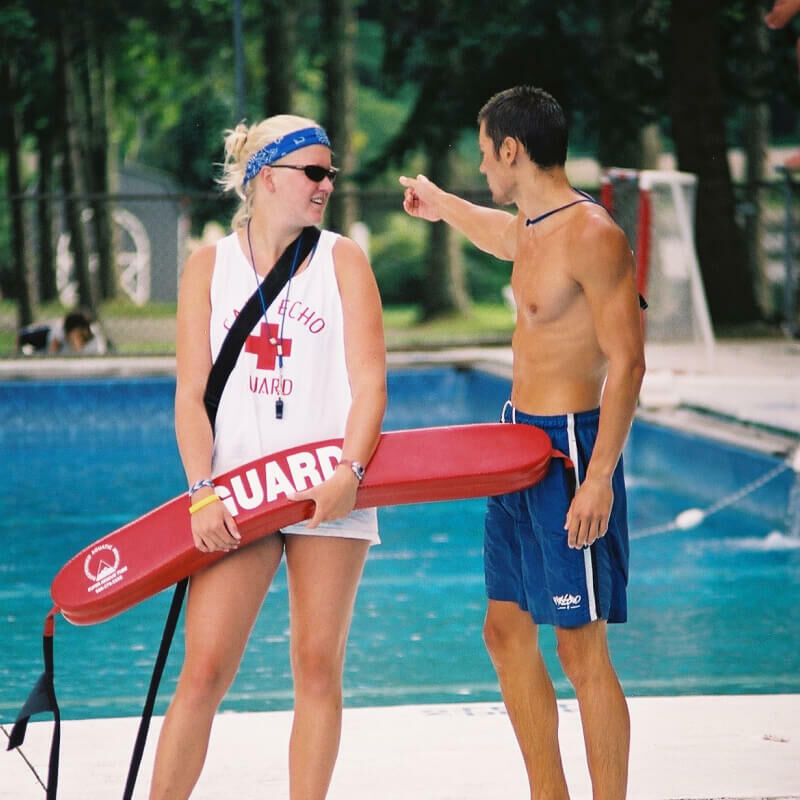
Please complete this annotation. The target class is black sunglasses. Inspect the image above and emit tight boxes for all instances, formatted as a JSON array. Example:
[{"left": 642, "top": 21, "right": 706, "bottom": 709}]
[{"left": 270, "top": 164, "right": 338, "bottom": 183}]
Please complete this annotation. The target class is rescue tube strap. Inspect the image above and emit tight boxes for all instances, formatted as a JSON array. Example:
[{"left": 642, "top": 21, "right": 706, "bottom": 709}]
[
  {"left": 7, "top": 607, "right": 61, "bottom": 799},
  {"left": 551, "top": 448, "right": 573, "bottom": 469},
  {"left": 123, "top": 578, "right": 188, "bottom": 800}
]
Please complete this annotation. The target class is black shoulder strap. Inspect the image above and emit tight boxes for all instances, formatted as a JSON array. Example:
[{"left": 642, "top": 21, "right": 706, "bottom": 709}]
[{"left": 203, "top": 225, "right": 321, "bottom": 430}]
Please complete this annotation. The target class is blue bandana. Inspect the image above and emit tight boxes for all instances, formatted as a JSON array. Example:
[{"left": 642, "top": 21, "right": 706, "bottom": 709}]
[{"left": 242, "top": 126, "right": 331, "bottom": 186}]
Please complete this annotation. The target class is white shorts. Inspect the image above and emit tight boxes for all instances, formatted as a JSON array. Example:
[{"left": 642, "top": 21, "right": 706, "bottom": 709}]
[{"left": 282, "top": 507, "right": 380, "bottom": 545}]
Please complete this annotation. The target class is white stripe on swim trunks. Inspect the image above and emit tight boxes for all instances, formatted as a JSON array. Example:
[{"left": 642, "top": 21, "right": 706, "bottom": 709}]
[{"left": 566, "top": 413, "right": 598, "bottom": 622}]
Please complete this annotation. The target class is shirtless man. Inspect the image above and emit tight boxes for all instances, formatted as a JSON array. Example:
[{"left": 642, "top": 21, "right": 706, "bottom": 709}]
[{"left": 400, "top": 86, "right": 645, "bottom": 799}]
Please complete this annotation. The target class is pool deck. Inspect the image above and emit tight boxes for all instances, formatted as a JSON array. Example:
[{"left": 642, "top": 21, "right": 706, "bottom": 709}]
[
  {"left": 2, "top": 695, "right": 799, "bottom": 799},
  {"left": 2, "top": 336, "right": 799, "bottom": 798},
  {"left": 386, "top": 337, "right": 800, "bottom": 441}
]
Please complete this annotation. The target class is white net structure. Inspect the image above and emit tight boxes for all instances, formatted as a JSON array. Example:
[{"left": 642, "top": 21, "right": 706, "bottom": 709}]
[{"left": 601, "top": 169, "right": 715, "bottom": 368}]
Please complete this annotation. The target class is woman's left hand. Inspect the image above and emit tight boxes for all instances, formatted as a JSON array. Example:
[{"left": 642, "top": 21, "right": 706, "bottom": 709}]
[{"left": 288, "top": 465, "right": 359, "bottom": 528}]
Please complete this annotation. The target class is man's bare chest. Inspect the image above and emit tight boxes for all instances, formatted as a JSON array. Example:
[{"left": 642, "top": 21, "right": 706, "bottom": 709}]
[{"left": 510, "top": 247, "right": 582, "bottom": 325}]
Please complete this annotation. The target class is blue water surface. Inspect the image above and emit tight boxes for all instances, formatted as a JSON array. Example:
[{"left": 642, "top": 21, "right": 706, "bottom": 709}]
[{"left": 1, "top": 368, "right": 798, "bottom": 721}]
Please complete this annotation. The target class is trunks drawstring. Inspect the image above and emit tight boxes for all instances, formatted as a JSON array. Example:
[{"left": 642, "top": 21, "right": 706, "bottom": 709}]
[{"left": 500, "top": 400, "right": 572, "bottom": 468}]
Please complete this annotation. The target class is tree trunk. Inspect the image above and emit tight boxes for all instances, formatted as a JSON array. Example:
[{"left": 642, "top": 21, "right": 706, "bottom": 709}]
[
  {"left": 323, "top": 0, "right": 358, "bottom": 237},
  {"left": 84, "top": 19, "right": 116, "bottom": 300},
  {"left": 35, "top": 126, "right": 58, "bottom": 302},
  {"left": 640, "top": 123, "right": 662, "bottom": 171},
  {"left": 743, "top": 4, "right": 771, "bottom": 318},
  {"left": 262, "top": 0, "right": 296, "bottom": 115},
  {"left": 1, "top": 57, "right": 34, "bottom": 328},
  {"left": 56, "top": 8, "right": 95, "bottom": 312},
  {"left": 233, "top": 0, "right": 246, "bottom": 119},
  {"left": 420, "top": 147, "right": 471, "bottom": 320},
  {"left": 669, "top": 0, "right": 759, "bottom": 325},
  {"left": 596, "top": 1, "right": 643, "bottom": 169}
]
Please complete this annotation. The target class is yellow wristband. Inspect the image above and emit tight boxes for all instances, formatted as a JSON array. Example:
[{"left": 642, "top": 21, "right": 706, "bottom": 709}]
[{"left": 189, "top": 493, "right": 221, "bottom": 515}]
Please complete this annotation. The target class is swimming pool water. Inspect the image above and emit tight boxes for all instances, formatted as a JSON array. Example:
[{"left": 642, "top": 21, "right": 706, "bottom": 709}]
[{"left": 1, "top": 369, "right": 798, "bottom": 722}]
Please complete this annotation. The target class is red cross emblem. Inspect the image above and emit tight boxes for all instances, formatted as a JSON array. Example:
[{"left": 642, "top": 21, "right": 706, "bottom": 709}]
[{"left": 245, "top": 322, "right": 293, "bottom": 371}]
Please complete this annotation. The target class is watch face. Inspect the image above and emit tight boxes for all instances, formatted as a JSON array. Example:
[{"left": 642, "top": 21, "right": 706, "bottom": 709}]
[{"left": 339, "top": 459, "right": 365, "bottom": 481}]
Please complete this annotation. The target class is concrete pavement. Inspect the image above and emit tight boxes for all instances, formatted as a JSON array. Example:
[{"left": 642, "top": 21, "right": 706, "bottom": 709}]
[{"left": 2, "top": 695, "right": 799, "bottom": 799}]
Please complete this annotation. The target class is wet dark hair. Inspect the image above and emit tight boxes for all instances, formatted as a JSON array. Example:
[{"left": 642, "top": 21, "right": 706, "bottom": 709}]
[
  {"left": 477, "top": 86, "right": 568, "bottom": 169},
  {"left": 64, "top": 310, "right": 92, "bottom": 335}
]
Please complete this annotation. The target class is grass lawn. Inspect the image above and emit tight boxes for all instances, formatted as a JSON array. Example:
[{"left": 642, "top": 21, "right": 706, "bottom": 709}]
[
  {"left": 383, "top": 303, "right": 514, "bottom": 349},
  {"left": 1, "top": 300, "right": 514, "bottom": 357}
]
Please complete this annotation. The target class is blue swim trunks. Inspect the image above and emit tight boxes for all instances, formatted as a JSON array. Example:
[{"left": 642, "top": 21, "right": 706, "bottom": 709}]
[{"left": 484, "top": 402, "right": 629, "bottom": 628}]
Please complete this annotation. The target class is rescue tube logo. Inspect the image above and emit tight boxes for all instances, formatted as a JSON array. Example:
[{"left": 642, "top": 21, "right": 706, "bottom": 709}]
[{"left": 84, "top": 543, "right": 128, "bottom": 595}]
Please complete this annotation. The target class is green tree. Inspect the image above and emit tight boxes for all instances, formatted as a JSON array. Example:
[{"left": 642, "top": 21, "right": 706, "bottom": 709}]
[
  {"left": 1, "top": 57, "right": 33, "bottom": 328},
  {"left": 723, "top": 0, "right": 800, "bottom": 321},
  {"left": 23, "top": 1, "right": 60, "bottom": 304},
  {"left": 5, "top": 0, "right": 798, "bottom": 332},
  {"left": 261, "top": 0, "right": 298, "bottom": 115},
  {"left": 589, "top": 1, "right": 667, "bottom": 168},
  {"left": 367, "top": 0, "right": 507, "bottom": 318},
  {"left": 114, "top": 1, "right": 238, "bottom": 231},
  {"left": 56, "top": 4, "right": 95, "bottom": 312},
  {"left": 422, "top": 147, "right": 470, "bottom": 318},
  {"left": 324, "top": 0, "right": 358, "bottom": 236},
  {"left": 669, "top": 0, "right": 759, "bottom": 325},
  {"left": 0, "top": 2, "right": 36, "bottom": 327},
  {"left": 367, "top": 1, "right": 666, "bottom": 318},
  {"left": 81, "top": 14, "right": 117, "bottom": 300}
]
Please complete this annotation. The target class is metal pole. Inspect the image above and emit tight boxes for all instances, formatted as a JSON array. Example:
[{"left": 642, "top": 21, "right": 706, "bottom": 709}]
[
  {"left": 777, "top": 166, "right": 797, "bottom": 338},
  {"left": 233, "top": 0, "right": 246, "bottom": 121}
]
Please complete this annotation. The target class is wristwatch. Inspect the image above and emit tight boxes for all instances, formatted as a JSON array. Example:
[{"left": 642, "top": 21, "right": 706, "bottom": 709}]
[{"left": 338, "top": 458, "right": 365, "bottom": 482}]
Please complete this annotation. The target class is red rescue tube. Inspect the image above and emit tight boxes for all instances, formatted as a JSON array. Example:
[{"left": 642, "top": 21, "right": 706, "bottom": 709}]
[{"left": 51, "top": 423, "right": 554, "bottom": 626}]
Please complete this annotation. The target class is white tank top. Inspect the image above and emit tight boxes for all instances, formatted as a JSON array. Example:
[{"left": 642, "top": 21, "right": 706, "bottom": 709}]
[{"left": 208, "top": 228, "right": 378, "bottom": 541}]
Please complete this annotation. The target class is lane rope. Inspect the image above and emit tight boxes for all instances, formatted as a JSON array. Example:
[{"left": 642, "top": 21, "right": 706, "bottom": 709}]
[
  {"left": 631, "top": 460, "right": 793, "bottom": 540},
  {"left": 1, "top": 723, "right": 47, "bottom": 793}
]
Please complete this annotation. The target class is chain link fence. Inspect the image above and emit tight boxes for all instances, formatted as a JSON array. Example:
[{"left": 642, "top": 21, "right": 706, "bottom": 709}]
[
  {"left": 0, "top": 186, "right": 505, "bottom": 357},
  {"left": 753, "top": 169, "right": 800, "bottom": 337},
  {"left": 1, "top": 179, "right": 798, "bottom": 357}
]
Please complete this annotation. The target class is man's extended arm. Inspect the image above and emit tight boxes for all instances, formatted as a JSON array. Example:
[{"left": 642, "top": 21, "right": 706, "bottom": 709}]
[{"left": 399, "top": 174, "right": 517, "bottom": 261}]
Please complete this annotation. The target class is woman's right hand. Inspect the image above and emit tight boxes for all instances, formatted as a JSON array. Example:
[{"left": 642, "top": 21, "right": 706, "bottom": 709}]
[{"left": 189, "top": 491, "right": 241, "bottom": 553}]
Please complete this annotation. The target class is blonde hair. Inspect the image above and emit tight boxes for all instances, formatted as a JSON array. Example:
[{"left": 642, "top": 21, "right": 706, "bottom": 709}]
[{"left": 219, "top": 114, "right": 320, "bottom": 230}]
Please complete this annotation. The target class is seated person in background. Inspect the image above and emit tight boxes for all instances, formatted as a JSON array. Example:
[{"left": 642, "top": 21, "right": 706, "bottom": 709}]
[
  {"left": 57, "top": 309, "right": 107, "bottom": 354},
  {"left": 17, "top": 309, "right": 107, "bottom": 355},
  {"left": 16, "top": 323, "right": 52, "bottom": 354}
]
